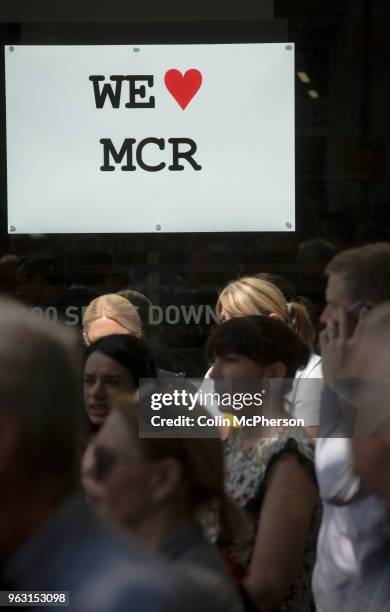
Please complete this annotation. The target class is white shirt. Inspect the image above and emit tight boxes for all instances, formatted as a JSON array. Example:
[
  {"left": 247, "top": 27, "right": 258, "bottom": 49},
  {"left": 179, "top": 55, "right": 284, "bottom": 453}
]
[
  {"left": 284, "top": 353, "right": 323, "bottom": 427},
  {"left": 313, "top": 435, "right": 390, "bottom": 612},
  {"left": 202, "top": 353, "right": 323, "bottom": 427}
]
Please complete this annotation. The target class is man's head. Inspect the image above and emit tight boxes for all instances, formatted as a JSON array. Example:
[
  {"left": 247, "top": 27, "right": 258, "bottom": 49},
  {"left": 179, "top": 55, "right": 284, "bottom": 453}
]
[
  {"left": 295, "top": 238, "right": 335, "bottom": 281},
  {"left": 0, "top": 298, "right": 82, "bottom": 501},
  {"left": 320, "top": 242, "right": 390, "bottom": 325},
  {"left": 347, "top": 303, "right": 390, "bottom": 501},
  {"left": 348, "top": 302, "right": 390, "bottom": 380},
  {"left": 15, "top": 252, "right": 64, "bottom": 306}
]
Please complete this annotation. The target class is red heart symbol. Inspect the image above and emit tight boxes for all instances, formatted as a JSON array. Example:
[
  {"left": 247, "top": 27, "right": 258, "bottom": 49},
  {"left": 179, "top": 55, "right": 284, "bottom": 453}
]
[{"left": 164, "top": 69, "right": 202, "bottom": 110}]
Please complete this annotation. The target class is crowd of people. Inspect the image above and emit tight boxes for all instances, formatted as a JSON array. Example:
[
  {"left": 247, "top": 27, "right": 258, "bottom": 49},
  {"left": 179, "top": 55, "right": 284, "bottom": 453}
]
[{"left": 1, "top": 240, "right": 390, "bottom": 611}]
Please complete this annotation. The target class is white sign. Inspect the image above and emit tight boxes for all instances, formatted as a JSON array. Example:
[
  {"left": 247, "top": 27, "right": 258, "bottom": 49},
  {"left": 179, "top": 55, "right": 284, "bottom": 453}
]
[{"left": 5, "top": 43, "right": 295, "bottom": 233}]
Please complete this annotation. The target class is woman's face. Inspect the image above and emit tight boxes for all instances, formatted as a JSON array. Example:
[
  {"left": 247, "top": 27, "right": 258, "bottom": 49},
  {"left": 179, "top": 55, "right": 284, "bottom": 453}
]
[
  {"left": 83, "top": 351, "right": 136, "bottom": 426},
  {"left": 84, "top": 317, "right": 130, "bottom": 345},
  {"left": 209, "top": 350, "right": 287, "bottom": 414},
  {"left": 218, "top": 306, "right": 233, "bottom": 323},
  {"left": 209, "top": 353, "right": 264, "bottom": 413},
  {"left": 209, "top": 353, "right": 264, "bottom": 381},
  {"left": 84, "top": 411, "right": 154, "bottom": 527}
]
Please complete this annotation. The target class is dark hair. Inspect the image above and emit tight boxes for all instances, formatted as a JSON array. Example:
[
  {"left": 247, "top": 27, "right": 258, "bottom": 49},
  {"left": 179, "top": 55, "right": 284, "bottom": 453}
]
[
  {"left": 65, "top": 236, "right": 116, "bottom": 288},
  {"left": 206, "top": 315, "right": 309, "bottom": 379},
  {"left": 113, "top": 389, "right": 250, "bottom": 543},
  {"left": 297, "top": 239, "right": 335, "bottom": 265},
  {"left": 117, "top": 289, "right": 152, "bottom": 329},
  {"left": 326, "top": 242, "right": 390, "bottom": 304},
  {"left": 85, "top": 334, "right": 157, "bottom": 386},
  {"left": 17, "top": 251, "right": 64, "bottom": 287},
  {"left": 321, "top": 211, "right": 356, "bottom": 245}
]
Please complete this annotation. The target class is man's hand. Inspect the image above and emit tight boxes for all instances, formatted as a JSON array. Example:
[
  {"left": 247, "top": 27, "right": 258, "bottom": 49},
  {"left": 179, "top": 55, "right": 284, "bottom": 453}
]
[{"left": 319, "top": 307, "right": 367, "bottom": 387}]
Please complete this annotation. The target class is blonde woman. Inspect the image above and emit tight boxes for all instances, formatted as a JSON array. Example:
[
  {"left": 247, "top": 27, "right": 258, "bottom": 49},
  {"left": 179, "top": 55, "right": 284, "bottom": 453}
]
[
  {"left": 83, "top": 293, "right": 189, "bottom": 381},
  {"left": 205, "top": 276, "right": 323, "bottom": 438},
  {"left": 216, "top": 276, "right": 315, "bottom": 350},
  {"left": 82, "top": 293, "right": 142, "bottom": 345}
]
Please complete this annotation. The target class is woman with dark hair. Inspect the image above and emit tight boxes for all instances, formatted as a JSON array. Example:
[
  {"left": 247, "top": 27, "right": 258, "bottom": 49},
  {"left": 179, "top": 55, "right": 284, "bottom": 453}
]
[
  {"left": 205, "top": 316, "right": 319, "bottom": 612},
  {"left": 83, "top": 333, "right": 157, "bottom": 429},
  {"left": 81, "top": 334, "right": 157, "bottom": 501}
]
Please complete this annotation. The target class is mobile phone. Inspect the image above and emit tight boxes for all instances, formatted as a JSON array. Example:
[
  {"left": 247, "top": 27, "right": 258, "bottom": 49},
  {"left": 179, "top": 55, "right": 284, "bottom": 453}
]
[{"left": 345, "top": 300, "right": 367, "bottom": 336}]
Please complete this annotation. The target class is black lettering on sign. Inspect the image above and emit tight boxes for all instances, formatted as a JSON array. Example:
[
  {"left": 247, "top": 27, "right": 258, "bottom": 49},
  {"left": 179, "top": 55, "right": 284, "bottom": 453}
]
[
  {"left": 100, "top": 138, "right": 136, "bottom": 171},
  {"left": 89, "top": 76, "right": 125, "bottom": 109},
  {"left": 89, "top": 75, "right": 155, "bottom": 109},
  {"left": 125, "top": 76, "right": 155, "bottom": 108},
  {"left": 136, "top": 138, "right": 166, "bottom": 172},
  {"left": 100, "top": 138, "right": 201, "bottom": 172},
  {"left": 168, "top": 138, "right": 202, "bottom": 171}
]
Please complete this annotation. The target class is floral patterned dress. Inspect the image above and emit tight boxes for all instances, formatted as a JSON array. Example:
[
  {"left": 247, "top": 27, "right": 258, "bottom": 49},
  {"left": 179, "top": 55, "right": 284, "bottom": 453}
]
[{"left": 205, "top": 426, "right": 319, "bottom": 611}]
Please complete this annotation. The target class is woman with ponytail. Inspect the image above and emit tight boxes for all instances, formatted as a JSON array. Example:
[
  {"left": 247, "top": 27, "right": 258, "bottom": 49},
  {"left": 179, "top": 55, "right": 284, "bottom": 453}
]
[
  {"left": 83, "top": 387, "right": 246, "bottom": 612},
  {"left": 211, "top": 276, "right": 323, "bottom": 437},
  {"left": 217, "top": 276, "right": 315, "bottom": 349}
]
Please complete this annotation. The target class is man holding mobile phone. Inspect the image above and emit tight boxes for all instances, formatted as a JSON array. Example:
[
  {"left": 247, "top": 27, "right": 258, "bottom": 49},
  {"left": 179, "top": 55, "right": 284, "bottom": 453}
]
[
  {"left": 342, "top": 303, "right": 390, "bottom": 611},
  {"left": 313, "top": 242, "right": 390, "bottom": 612}
]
